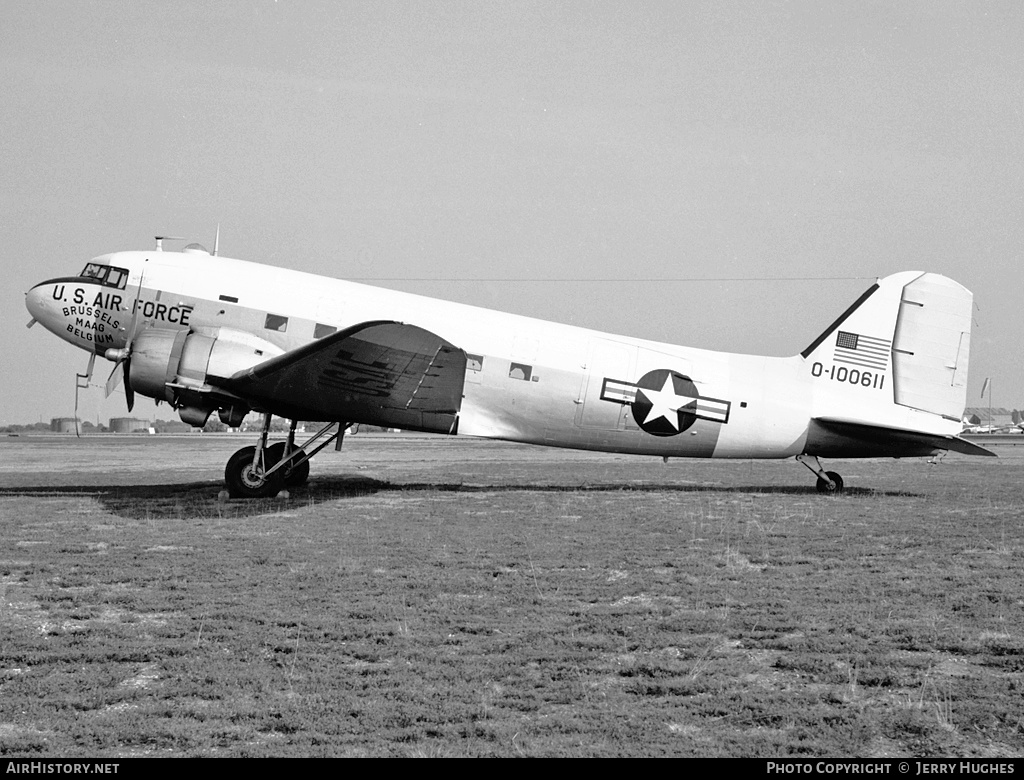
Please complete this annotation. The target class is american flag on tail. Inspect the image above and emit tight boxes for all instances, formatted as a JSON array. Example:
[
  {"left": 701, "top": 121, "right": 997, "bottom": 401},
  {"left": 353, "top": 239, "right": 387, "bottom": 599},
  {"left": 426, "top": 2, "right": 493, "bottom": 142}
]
[{"left": 834, "top": 331, "right": 891, "bottom": 370}]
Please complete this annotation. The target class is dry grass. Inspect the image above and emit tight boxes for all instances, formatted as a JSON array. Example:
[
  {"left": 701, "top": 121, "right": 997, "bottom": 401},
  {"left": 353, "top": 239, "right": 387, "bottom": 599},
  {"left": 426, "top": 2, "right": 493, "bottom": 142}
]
[{"left": 0, "top": 434, "right": 1022, "bottom": 757}]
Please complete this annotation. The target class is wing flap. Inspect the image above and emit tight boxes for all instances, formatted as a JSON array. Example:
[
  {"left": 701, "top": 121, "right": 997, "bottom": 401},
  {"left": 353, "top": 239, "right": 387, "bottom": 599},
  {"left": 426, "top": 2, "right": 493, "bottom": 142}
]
[{"left": 215, "top": 321, "right": 467, "bottom": 432}]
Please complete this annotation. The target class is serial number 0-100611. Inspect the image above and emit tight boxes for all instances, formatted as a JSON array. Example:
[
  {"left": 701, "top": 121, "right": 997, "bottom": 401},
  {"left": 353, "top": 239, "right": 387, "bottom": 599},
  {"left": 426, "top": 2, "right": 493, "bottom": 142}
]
[{"left": 811, "top": 362, "right": 885, "bottom": 390}]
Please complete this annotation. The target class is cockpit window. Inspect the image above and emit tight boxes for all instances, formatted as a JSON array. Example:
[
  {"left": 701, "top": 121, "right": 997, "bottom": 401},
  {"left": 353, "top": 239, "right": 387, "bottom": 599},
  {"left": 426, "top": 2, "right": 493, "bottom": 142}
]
[
  {"left": 106, "top": 267, "right": 127, "bottom": 288},
  {"left": 79, "top": 263, "right": 129, "bottom": 290}
]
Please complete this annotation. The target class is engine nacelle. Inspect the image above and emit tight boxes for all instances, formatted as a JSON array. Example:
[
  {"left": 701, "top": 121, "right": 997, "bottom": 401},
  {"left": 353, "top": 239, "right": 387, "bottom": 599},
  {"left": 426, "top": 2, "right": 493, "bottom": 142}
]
[{"left": 128, "top": 327, "right": 284, "bottom": 423}]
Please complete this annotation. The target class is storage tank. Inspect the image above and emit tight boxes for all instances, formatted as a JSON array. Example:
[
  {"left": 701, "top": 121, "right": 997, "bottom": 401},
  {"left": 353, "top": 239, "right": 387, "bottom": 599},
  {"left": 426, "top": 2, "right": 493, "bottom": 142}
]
[
  {"left": 109, "top": 417, "right": 148, "bottom": 433},
  {"left": 50, "top": 417, "right": 80, "bottom": 434}
]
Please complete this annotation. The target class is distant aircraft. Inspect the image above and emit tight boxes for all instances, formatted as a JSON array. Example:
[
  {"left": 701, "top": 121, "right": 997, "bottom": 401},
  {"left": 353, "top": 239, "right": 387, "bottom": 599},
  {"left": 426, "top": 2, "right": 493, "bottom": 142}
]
[
  {"left": 25, "top": 240, "right": 994, "bottom": 497},
  {"left": 1009, "top": 410, "right": 1024, "bottom": 433},
  {"left": 961, "top": 410, "right": 1024, "bottom": 435}
]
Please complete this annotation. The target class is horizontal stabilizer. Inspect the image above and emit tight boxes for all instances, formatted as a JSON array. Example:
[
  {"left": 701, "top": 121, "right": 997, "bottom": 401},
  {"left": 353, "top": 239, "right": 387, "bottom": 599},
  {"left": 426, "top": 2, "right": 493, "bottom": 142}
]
[{"left": 809, "top": 417, "right": 996, "bottom": 458}]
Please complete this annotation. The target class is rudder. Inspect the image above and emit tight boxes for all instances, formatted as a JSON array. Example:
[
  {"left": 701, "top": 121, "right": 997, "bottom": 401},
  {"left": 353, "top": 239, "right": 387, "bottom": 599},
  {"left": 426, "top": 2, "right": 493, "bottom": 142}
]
[{"left": 891, "top": 274, "right": 972, "bottom": 420}]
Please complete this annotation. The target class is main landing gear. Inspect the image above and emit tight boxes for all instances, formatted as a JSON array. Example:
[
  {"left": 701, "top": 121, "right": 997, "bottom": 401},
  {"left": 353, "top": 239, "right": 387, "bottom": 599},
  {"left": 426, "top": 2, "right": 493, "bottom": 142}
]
[
  {"left": 224, "top": 414, "right": 349, "bottom": 499},
  {"left": 796, "top": 454, "right": 845, "bottom": 494}
]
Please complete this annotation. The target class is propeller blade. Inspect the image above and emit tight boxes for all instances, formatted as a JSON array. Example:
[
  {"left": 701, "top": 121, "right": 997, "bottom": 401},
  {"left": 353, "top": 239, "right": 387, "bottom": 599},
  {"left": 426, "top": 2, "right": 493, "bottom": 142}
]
[
  {"left": 103, "top": 357, "right": 134, "bottom": 410},
  {"left": 104, "top": 266, "right": 145, "bottom": 410},
  {"left": 105, "top": 361, "right": 125, "bottom": 397},
  {"left": 124, "top": 356, "right": 134, "bottom": 411},
  {"left": 125, "top": 272, "right": 145, "bottom": 352}
]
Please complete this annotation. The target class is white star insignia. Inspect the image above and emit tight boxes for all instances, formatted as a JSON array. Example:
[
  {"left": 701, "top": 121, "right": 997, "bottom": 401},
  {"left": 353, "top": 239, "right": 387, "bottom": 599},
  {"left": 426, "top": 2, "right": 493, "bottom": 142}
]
[{"left": 638, "top": 374, "right": 698, "bottom": 430}]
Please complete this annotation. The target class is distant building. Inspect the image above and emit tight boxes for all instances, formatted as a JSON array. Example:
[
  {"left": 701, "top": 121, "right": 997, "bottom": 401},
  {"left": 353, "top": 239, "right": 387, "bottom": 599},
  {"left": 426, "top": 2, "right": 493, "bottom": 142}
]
[{"left": 109, "top": 417, "right": 150, "bottom": 433}]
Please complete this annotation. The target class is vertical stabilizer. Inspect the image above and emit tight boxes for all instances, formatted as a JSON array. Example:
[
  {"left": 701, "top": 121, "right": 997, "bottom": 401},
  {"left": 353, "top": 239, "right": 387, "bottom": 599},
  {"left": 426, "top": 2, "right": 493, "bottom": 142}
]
[{"left": 800, "top": 271, "right": 974, "bottom": 430}]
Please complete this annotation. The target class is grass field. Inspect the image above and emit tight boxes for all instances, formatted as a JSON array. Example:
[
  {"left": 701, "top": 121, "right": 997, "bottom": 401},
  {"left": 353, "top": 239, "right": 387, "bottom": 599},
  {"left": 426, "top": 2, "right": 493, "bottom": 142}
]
[{"left": 1, "top": 434, "right": 1022, "bottom": 757}]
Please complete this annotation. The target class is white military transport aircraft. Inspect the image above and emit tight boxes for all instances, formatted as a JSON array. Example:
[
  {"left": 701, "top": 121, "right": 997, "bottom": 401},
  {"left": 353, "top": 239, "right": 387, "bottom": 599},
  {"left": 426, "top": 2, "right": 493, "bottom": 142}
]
[{"left": 25, "top": 240, "right": 993, "bottom": 497}]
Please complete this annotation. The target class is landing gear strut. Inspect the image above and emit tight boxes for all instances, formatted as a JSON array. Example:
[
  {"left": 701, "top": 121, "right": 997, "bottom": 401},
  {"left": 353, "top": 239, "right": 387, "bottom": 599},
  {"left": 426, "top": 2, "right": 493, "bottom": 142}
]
[
  {"left": 267, "top": 420, "right": 310, "bottom": 487},
  {"left": 223, "top": 415, "right": 348, "bottom": 499},
  {"left": 796, "top": 454, "right": 844, "bottom": 494}
]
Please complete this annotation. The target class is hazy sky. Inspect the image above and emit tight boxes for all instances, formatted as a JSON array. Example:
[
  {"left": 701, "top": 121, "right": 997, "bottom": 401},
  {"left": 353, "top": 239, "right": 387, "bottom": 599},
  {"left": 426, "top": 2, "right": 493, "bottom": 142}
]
[{"left": 4, "top": 0, "right": 1022, "bottom": 425}]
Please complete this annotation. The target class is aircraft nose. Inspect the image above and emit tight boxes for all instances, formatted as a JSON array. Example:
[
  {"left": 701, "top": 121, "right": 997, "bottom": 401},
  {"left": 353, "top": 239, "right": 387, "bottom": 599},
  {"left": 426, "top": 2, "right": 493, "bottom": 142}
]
[
  {"left": 26, "top": 277, "right": 129, "bottom": 352},
  {"left": 25, "top": 278, "right": 80, "bottom": 345},
  {"left": 25, "top": 282, "right": 51, "bottom": 324}
]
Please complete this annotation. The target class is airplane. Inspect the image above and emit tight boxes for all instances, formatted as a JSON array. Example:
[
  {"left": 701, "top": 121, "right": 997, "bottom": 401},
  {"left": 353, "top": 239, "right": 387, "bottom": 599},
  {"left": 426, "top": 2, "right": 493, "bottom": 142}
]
[
  {"left": 961, "top": 409, "right": 1024, "bottom": 434},
  {"left": 24, "top": 239, "right": 994, "bottom": 498}
]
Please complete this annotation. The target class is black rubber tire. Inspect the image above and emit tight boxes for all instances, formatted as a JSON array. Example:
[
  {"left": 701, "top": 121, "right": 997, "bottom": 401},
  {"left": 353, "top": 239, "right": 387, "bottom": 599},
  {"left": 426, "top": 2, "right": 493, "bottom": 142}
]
[
  {"left": 816, "top": 471, "right": 844, "bottom": 494},
  {"left": 266, "top": 442, "right": 310, "bottom": 488},
  {"left": 224, "top": 446, "right": 284, "bottom": 499}
]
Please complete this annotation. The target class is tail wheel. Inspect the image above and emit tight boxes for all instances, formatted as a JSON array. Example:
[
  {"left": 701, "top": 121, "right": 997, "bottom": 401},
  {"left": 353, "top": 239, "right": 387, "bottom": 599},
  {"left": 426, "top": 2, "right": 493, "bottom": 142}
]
[
  {"left": 225, "top": 446, "right": 284, "bottom": 499},
  {"left": 816, "top": 471, "right": 844, "bottom": 494},
  {"left": 266, "top": 442, "right": 311, "bottom": 488}
]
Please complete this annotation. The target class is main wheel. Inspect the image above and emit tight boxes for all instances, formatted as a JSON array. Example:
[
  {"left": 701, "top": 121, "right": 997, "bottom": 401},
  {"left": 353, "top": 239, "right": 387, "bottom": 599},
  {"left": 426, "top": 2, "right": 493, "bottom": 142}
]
[
  {"left": 815, "top": 471, "right": 844, "bottom": 494},
  {"left": 225, "top": 446, "right": 284, "bottom": 499},
  {"left": 266, "top": 442, "right": 310, "bottom": 488}
]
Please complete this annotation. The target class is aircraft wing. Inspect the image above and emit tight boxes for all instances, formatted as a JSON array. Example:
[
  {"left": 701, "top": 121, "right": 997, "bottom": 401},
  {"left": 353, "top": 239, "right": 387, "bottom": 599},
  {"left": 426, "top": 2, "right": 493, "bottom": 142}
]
[
  {"left": 810, "top": 417, "right": 997, "bottom": 458},
  {"left": 212, "top": 320, "right": 467, "bottom": 432}
]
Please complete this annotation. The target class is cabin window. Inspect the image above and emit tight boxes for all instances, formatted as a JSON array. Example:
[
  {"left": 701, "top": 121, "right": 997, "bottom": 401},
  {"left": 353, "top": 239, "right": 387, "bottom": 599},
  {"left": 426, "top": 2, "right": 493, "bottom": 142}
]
[
  {"left": 466, "top": 353, "right": 483, "bottom": 372},
  {"left": 314, "top": 323, "right": 337, "bottom": 339},
  {"left": 264, "top": 313, "right": 288, "bottom": 332},
  {"left": 219, "top": 294, "right": 239, "bottom": 303},
  {"left": 79, "top": 263, "right": 129, "bottom": 290},
  {"left": 509, "top": 362, "right": 532, "bottom": 381}
]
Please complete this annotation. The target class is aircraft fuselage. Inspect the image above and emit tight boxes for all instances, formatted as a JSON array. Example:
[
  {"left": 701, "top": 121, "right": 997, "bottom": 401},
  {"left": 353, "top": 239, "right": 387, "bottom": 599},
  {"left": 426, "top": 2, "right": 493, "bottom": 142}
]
[
  {"left": 27, "top": 249, "right": 813, "bottom": 458},
  {"left": 26, "top": 247, "right": 985, "bottom": 496}
]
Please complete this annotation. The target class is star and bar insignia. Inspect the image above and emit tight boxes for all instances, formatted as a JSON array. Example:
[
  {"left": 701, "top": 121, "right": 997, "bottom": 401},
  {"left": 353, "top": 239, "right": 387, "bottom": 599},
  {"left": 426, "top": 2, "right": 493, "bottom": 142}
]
[{"left": 600, "top": 369, "right": 731, "bottom": 437}]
